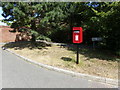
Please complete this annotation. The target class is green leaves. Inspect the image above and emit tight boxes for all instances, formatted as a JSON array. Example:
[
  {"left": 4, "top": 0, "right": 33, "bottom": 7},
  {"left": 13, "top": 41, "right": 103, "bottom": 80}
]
[
  {"left": 1, "top": 2, "right": 120, "bottom": 55},
  {"left": 36, "top": 34, "right": 51, "bottom": 42},
  {"left": 30, "top": 30, "right": 39, "bottom": 36}
]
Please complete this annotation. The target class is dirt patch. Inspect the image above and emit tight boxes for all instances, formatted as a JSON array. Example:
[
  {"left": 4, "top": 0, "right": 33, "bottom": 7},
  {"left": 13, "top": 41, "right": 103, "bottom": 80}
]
[{"left": 6, "top": 42, "right": 118, "bottom": 79}]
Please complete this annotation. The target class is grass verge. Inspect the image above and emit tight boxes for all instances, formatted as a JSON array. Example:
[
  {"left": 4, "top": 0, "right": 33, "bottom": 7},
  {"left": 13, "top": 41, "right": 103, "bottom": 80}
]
[{"left": 3, "top": 41, "right": 119, "bottom": 79}]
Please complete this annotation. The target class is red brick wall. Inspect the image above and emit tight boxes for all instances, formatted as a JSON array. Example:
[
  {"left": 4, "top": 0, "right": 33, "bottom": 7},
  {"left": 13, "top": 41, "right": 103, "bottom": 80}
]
[{"left": 0, "top": 26, "right": 17, "bottom": 43}]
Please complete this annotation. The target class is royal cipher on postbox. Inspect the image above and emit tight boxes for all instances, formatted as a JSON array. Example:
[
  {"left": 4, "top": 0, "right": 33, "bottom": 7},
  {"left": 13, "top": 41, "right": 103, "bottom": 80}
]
[{"left": 72, "top": 27, "right": 83, "bottom": 43}]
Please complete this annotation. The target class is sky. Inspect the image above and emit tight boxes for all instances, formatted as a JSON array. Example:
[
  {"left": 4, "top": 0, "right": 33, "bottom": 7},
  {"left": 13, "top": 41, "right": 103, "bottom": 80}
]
[{"left": 0, "top": 7, "right": 7, "bottom": 26}]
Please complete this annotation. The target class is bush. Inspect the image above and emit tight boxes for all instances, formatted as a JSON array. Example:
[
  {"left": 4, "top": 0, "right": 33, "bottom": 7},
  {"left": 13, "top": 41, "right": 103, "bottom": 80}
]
[
  {"left": 49, "top": 28, "right": 71, "bottom": 43},
  {"left": 116, "top": 50, "right": 120, "bottom": 56},
  {"left": 36, "top": 35, "right": 51, "bottom": 42}
]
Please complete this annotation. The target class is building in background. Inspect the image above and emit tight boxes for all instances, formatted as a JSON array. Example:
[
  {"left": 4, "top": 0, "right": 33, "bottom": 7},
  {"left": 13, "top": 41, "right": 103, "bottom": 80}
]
[
  {"left": 0, "top": 26, "right": 16, "bottom": 43},
  {"left": 0, "top": 25, "right": 31, "bottom": 43}
]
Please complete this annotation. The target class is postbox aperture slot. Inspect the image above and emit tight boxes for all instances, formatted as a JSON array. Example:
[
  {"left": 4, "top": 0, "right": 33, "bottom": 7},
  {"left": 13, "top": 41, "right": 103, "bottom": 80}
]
[{"left": 73, "top": 30, "right": 80, "bottom": 33}]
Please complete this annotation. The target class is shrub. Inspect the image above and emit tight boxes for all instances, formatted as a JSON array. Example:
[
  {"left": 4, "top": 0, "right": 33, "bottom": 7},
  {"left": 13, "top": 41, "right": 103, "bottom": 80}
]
[{"left": 36, "top": 35, "right": 51, "bottom": 42}]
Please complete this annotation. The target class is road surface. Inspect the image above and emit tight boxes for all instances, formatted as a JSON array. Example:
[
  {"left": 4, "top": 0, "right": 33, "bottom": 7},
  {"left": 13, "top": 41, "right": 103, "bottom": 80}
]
[{"left": 1, "top": 48, "right": 117, "bottom": 88}]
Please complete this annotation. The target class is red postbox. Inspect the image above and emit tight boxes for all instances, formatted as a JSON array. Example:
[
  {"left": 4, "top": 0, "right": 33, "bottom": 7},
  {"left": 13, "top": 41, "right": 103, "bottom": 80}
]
[{"left": 72, "top": 27, "right": 83, "bottom": 43}]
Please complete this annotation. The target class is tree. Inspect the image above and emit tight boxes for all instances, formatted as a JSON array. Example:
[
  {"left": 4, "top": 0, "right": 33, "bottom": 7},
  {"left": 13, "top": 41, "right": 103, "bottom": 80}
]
[
  {"left": 87, "top": 2, "right": 120, "bottom": 55},
  {"left": 1, "top": 2, "right": 95, "bottom": 42},
  {"left": 1, "top": 2, "right": 42, "bottom": 42},
  {"left": 1, "top": 2, "right": 120, "bottom": 55},
  {"left": 102, "top": 2, "right": 120, "bottom": 55}
]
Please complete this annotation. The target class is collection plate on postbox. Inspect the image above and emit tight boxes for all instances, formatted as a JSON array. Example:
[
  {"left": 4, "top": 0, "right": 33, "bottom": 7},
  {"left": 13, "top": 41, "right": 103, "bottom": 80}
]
[{"left": 72, "top": 27, "right": 83, "bottom": 43}]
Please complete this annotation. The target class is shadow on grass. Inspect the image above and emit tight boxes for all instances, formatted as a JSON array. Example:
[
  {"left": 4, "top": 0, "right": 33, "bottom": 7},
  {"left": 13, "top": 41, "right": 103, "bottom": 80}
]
[
  {"left": 2, "top": 41, "right": 51, "bottom": 50},
  {"left": 66, "top": 44, "right": 119, "bottom": 62},
  {"left": 61, "top": 57, "right": 72, "bottom": 61},
  {"left": 3, "top": 41, "right": 119, "bottom": 61}
]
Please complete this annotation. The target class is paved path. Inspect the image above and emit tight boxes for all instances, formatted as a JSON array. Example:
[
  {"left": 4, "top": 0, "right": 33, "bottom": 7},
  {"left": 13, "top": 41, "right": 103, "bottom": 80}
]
[{"left": 1, "top": 49, "right": 117, "bottom": 88}]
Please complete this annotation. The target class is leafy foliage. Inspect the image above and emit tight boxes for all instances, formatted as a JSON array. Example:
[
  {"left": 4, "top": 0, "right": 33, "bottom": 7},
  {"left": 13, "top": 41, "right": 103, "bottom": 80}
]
[
  {"left": 1, "top": 2, "right": 120, "bottom": 55},
  {"left": 37, "top": 35, "right": 51, "bottom": 42}
]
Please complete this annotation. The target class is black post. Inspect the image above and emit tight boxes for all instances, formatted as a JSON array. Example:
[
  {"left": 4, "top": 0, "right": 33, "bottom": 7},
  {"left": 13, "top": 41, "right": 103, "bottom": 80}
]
[{"left": 76, "top": 44, "right": 79, "bottom": 64}]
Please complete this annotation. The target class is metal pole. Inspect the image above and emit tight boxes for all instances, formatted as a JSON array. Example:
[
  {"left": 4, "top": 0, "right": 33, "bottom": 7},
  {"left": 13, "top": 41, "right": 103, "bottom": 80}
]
[{"left": 76, "top": 44, "right": 79, "bottom": 64}]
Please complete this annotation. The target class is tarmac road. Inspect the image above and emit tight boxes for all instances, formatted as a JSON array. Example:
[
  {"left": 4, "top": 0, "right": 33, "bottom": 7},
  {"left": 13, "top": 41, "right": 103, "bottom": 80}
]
[{"left": 1, "top": 48, "right": 118, "bottom": 88}]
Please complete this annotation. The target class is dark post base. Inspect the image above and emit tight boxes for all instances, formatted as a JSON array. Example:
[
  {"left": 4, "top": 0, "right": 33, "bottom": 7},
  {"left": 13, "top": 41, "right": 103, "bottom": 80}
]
[{"left": 76, "top": 44, "right": 79, "bottom": 64}]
